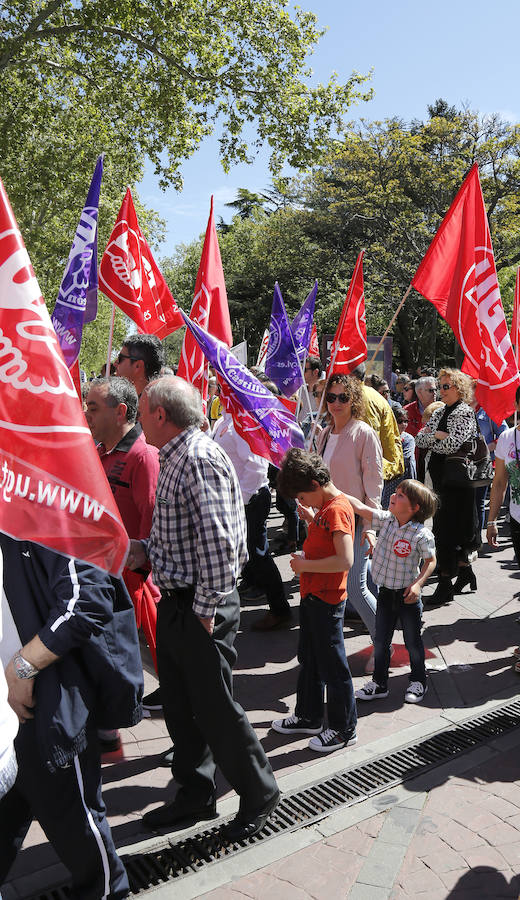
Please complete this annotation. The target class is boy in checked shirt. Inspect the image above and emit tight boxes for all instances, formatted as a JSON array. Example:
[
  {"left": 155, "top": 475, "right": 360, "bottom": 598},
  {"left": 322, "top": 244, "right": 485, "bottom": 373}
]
[{"left": 345, "top": 480, "right": 437, "bottom": 704}]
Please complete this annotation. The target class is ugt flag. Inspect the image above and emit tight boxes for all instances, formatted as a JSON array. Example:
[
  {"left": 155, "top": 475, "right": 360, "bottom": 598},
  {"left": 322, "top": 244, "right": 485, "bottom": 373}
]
[
  {"left": 0, "top": 178, "right": 129, "bottom": 575},
  {"left": 265, "top": 283, "right": 302, "bottom": 397},
  {"left": 51, "top": 155, "right": 103, "bottom": 368},
  {"left": 178, "top": 196, "right": 232, "bottom": 403},
  {"left": 412, "top": 164, "right": 519, "bottom": 424},
  {"left": 181, "top": 311, "right": 304, "bottom": 467},
  {"left": 99, "top": 188, "right": 183, "bottom": 338},
  {"left": 256, "top": 328, "right": 270, "bottom": 371},
  {"left": 291, "top": 281, "right": 317, "bottom": 362},
  {"left": 327, "top": 251, "right": 367, "bottom": 376},
  {"left": 309, "top": 322, "right": 320, "bottom": 358},
  {"left": 510, "top": 267, "right": 520, "bottom": 370}
]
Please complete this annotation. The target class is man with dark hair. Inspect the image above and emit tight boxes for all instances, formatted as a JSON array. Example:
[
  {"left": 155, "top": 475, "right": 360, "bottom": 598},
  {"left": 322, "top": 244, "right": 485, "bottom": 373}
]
[
  {"left": 115, "top": 334, "right": 165, "bottom": 396},
  {"left": 127, "top": 377, "right": 279, "bottom": 840}
]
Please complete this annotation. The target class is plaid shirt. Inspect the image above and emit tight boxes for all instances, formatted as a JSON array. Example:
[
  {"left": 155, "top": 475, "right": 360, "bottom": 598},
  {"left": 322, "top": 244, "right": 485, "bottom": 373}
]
[
  {"left": 370, "top": 509, "right": 435, "bottom": 590},
  {"left": 147, "top": 426, "right": 247, "bottom": 618}
]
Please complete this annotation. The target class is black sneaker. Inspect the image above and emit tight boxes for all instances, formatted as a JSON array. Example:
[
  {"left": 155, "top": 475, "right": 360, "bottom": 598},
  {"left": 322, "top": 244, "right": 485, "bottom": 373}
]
[
  {"left": 308, "top": 728, "right": 357, "bottom": 754},
  {"left": 142, "top": 688, "right": 162, "bottom": 711},
  {"left": 271, "top": 715, "right": 322, "bottom": 735},
  {"left": 355, "top": 681, "right": 389, "bottom": 701}
]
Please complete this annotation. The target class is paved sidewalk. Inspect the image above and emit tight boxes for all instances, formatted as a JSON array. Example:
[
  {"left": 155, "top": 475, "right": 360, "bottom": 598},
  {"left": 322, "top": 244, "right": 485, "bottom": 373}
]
[{"left": 4, "top": 511, "right": 520, "bottom": 898}]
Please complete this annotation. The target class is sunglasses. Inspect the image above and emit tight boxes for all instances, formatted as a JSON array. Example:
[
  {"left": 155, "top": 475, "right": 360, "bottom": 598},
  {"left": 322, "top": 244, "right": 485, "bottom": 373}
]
[
  {"left": 117, "top": 352, "right": 140, "bottom": 364},
  {"left": 403, "top": 386, "right": 413, "bottom": 392},
  {"left": 439, "top": 383, "right": 452, "bottom": 391},
  {"left": 326, "top": 391, "right": 350, "bottom": 404}
]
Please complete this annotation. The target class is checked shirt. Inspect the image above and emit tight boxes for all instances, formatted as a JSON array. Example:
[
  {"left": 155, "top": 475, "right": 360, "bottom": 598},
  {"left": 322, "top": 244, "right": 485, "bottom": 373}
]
[
  {"left": 147, "top": 426, "right": 247, "bottom": 618},
  {"left": 370, "top": 509, "right": 435, "bottom": 590}
]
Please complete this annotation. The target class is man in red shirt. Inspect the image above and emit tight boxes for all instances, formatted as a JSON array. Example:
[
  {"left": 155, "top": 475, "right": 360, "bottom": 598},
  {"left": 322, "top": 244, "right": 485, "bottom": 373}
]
[{"left": 86, "top": 377, "right": 161, "bottom": 733}]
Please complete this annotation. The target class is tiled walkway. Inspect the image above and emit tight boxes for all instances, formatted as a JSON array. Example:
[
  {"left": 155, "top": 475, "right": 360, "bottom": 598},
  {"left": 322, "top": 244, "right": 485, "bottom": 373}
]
[{"left": 4, "top": 512, "right": 520, "bottom": 898}]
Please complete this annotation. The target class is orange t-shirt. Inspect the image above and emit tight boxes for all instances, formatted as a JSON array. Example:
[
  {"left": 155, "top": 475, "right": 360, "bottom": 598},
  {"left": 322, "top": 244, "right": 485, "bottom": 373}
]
[{"left": 299, "top": 494, "right": 355, "bottom": 605}]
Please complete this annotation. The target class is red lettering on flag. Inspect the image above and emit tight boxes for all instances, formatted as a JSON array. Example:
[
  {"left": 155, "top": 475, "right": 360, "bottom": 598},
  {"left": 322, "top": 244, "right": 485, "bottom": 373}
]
[{"left": 0, "top": 179, "right": 128, "bottom": 574}]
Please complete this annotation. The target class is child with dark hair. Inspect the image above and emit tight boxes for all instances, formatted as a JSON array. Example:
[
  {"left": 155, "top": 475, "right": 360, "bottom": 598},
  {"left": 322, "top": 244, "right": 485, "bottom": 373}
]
[
  {"left": 345, "top": 480, "right": 437, "bottom": 705},
  {"left": 271, "top": 449, "right": 357, "bottom": 753}
]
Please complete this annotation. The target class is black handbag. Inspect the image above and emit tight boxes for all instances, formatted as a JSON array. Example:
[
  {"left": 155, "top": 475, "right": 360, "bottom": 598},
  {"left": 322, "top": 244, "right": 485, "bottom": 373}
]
[{"left": 443, "top": 417, "right": 494, "bottom": 489}]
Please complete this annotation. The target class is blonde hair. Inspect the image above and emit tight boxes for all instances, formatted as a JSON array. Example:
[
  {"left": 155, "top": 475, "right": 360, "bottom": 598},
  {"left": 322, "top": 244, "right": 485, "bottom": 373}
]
[
  {"left": 439, "top": 368, "right": 474, "bottom": 405},
  {"left": 422, "top": 400, "right": 445, "bottom": 423}
]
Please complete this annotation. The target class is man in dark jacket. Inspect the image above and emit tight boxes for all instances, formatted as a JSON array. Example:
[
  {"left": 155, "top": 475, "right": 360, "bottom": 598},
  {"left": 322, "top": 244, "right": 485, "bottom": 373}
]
[{"left": 0, "top": 536, "right": 143, "bottom": 900}]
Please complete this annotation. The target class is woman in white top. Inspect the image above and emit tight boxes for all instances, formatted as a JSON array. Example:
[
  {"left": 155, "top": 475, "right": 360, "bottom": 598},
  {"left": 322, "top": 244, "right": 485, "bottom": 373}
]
[{"left": 316, "top": 375, "right": 383, "bottom": 650}]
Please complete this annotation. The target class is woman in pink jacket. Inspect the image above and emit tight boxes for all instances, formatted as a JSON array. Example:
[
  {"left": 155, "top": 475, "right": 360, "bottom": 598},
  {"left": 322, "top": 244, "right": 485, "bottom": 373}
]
[{"left": 316, "top": 375, "right": 383, "bottom": 668}]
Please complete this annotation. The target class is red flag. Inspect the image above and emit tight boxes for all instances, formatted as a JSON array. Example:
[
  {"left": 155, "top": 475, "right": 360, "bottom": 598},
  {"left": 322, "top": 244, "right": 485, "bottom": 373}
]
[
  {"left": 99, "top": 188, "right": 183, "bottom": 339},
  {"left": 0, "top": 179, "right": 128, "bottom": 574},
  {"left": 327, "top": 251, "right": 366, "bottom": 376},
  {"left": 510, "top": 267, "right": 520, "bottom": 370},
  {"left": 309, "top": 322, "right": 320, "bottom": 358},
  {"left": 177, "top": 197, "right": 232, "bottom": 400},
  {"left": 412, "top": 164, "right": 519, "bottom": 423}
]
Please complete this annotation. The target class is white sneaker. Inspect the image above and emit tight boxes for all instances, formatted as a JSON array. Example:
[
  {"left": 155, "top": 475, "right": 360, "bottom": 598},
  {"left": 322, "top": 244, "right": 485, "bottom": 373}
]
[
  {"left": 404, "top": 681, "right": 427, "bottom": 703},
  {"left": 355, "top": 680, "right": 389, "bottom": 701}
]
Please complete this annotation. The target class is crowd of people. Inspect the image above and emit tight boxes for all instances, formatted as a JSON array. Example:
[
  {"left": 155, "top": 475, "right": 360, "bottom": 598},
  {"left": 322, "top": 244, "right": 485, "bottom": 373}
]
[{"left": 0, "top": 339, "right": 517, "bottom": 898}]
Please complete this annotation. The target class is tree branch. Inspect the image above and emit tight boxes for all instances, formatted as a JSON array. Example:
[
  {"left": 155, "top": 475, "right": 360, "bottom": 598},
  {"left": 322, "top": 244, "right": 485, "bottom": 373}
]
[{"left": 0, "top": 0, "right": 64, "bottom": 70}]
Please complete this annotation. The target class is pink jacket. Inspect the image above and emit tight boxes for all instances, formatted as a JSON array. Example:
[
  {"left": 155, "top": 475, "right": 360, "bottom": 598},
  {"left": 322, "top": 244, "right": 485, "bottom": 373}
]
[{"left": 317, "top": 418, "right": 383, "bottom": 508}]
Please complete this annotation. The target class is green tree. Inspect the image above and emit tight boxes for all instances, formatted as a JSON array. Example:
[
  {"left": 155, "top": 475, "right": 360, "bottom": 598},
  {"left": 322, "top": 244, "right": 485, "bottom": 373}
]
[
  {"left": 1, "top": 0, "right": 370, "bottom": 369},
  {"left": 165, "top": 105, "right": 520, "bottom": 369}
]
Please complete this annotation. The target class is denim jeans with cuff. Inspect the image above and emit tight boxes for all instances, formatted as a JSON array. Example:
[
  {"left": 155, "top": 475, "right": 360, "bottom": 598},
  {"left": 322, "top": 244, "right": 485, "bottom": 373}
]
[{"left": 373, "top": 586, "right": 426, "bottom": 689}]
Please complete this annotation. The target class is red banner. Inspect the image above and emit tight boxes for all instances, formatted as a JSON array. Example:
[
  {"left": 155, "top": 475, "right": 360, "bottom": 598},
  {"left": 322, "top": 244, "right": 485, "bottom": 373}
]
[
  {"left": 412, "top": 164, "right": 519, "bottom": 423},
  {"left": 510, "top": 267, "right": 520, "bottom": 371},
  {"left": 99, "top": 188, "right": 183, "bottom": 338},
  {"left": 309, "top": 322, "right": 320, "bottom": 358},
  {"left": 0, "top": 179, "right": 129, "bottom": 575},
  {"left": 327, "top": 251, "right": 366, "bottom": 376},
  {"left": 177, "top": 197, "right": 232, "bottom": 401}
]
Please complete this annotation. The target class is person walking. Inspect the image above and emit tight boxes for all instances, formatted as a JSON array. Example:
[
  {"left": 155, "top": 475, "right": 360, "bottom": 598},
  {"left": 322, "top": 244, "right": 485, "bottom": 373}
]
[{"left": 127, "top": 377, "right": 279, "bottom": 841}]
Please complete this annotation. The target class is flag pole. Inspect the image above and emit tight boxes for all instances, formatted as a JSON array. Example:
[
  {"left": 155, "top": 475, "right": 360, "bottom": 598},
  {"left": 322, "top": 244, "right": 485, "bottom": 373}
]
[
  {"left": 309, "top": 252, "right": 364, "bottom": 448},
  {"left": 369, "top": 283, "right": 412, "bottom": 363},
  {"left": 106, "top": 303, "right": 116, "bottom": 374}
]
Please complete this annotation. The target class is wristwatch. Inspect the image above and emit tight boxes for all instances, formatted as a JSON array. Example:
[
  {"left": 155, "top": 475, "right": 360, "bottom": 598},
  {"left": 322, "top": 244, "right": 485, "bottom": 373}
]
[{"left": 12, "top": 651, "right": 39, "bottom": 679}]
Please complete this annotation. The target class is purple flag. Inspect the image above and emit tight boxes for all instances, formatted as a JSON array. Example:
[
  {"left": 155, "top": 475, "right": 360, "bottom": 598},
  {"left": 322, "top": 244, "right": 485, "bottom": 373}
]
[
  {"left": 180, "top": 310, "right": 304, "bottom": 467},
  {"left": 265, "top": 282, "right": 303, "bottom": 397},
  {"left": 51, "top": 155, "right": 103, "bottom": 367},
  {"left": 291, "top": 281, "right": 317, "bottom": 362}
]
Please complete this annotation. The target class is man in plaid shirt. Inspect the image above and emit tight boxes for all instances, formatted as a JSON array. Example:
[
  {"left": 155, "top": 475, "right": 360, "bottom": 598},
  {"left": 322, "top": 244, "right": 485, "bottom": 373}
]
[{"left": 127, "top": 377, "right": 279, "bottom": 840}]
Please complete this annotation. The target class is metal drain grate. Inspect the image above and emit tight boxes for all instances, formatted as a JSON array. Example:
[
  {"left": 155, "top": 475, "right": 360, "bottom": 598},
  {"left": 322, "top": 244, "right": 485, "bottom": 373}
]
[{"left": 26, "top": 699, "right": 520, "bottom": 899}]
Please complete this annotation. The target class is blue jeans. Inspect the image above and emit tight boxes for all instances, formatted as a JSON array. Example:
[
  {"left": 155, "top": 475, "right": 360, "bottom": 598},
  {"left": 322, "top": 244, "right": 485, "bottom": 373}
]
[
  {"left": 295, "top": 594, "right": 357, "bottom": 736},
  {"left": 345, "top": 521, "right": 377, "bottom": 640},
  {"left": 373, "top": 587, "right": 426, "bottom": 689}
]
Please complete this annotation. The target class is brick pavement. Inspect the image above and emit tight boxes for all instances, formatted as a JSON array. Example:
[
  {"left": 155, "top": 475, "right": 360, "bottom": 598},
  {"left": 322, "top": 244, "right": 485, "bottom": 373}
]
[{"left": 4, "top": 512, "right": 520, "bottom": 898}]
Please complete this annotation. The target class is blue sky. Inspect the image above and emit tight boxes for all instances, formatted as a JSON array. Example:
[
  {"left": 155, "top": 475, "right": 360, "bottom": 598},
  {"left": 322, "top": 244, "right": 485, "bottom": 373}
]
[{"left": 139, "top": 0, "right": 520, "bottom": 253}]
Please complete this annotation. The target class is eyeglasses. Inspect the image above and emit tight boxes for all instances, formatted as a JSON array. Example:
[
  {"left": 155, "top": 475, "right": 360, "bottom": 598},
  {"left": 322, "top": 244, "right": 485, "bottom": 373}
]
[
  {"left": 326, "top": 391, "right": 350, "bottom": 404},
  {"left": 439, "top": 383, "right": 452, "bottom": 391},
  {"left": 117, "top": 352, "right": 140, "bottom": 364}
]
